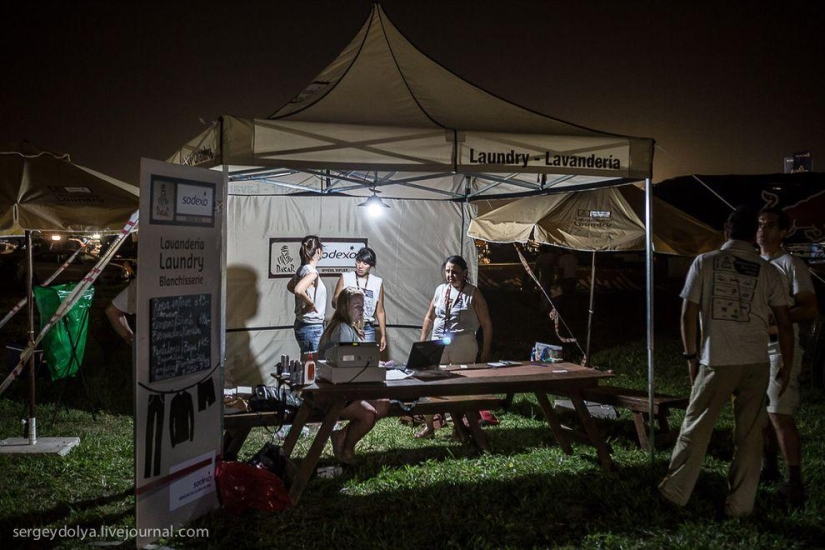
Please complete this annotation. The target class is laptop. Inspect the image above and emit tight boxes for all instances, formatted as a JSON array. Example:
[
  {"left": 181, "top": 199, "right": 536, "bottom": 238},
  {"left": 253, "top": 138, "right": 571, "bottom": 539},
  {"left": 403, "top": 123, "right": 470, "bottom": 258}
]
[{"left": 405, "top": 340, "right": 447, "bottom": 378}]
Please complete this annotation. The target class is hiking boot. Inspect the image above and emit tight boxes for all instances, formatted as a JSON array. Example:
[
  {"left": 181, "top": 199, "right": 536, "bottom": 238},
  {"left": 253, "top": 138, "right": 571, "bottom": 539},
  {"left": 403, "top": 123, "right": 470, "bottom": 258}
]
[{"left": 778, "top": 483, "right": 806, "bottom": 510}]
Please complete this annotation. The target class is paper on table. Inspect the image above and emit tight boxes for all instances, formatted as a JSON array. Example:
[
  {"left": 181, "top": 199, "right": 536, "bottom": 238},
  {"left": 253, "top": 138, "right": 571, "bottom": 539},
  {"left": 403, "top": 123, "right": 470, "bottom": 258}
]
[{"left": 385, "top": 369, "right": 414, "bottom": 380}]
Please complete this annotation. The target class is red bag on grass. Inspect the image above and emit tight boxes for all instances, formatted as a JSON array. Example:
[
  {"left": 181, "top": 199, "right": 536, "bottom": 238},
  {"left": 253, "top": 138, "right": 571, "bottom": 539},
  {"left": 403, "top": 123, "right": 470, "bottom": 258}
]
[{"left": 215, "top": 460, "right": 291, "bottom": 514}]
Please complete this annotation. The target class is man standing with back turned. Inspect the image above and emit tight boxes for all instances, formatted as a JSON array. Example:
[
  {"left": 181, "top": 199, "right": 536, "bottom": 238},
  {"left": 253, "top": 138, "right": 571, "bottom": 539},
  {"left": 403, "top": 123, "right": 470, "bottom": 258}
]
[
  {"left": 757, "top": 206, "right": 818, "bottom": 508},
  {"left": 659, "top": 207, "right": 794, "bottom": 518}
]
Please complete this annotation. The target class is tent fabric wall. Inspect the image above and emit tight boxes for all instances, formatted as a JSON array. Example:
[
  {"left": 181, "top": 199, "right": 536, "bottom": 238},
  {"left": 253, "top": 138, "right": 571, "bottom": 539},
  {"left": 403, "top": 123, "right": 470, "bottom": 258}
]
[{"left": 224, "top": 195, "right": 476, "bottom": 386}]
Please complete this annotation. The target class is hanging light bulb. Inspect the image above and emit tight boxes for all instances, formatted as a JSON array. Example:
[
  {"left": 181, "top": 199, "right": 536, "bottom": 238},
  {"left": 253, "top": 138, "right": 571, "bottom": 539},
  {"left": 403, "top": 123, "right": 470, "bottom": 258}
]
[{"left": 358, "top": 189, "right": 390, "bottom": 217}]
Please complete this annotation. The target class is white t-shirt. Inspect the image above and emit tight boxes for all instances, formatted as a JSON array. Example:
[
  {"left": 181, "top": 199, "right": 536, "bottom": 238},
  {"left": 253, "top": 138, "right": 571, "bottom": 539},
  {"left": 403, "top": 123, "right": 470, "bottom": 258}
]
[
  {"left": 681, "top": 240, "right": 791, "bottom": 366},
  {"left": 341, "top": 271, "right": 382, "bottom": 324},
  {"left": 763, "top": 250, "right": 816, "bottom": 355},
  {"left": 111, "top": 279, "right": 137, "bottom": 315},
  {"left": 293, "top": 264, "right": 326, "bottom": 324},
  {"left": 318, "top": 323, "right": 362, "bottom": 360}
]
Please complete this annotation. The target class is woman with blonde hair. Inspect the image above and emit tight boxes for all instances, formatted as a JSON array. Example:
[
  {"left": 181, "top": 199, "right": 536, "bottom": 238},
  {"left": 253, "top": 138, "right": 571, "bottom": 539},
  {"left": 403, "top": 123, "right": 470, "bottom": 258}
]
[{"left": 318, "top": 286, "right": 390, "bottom": 465}]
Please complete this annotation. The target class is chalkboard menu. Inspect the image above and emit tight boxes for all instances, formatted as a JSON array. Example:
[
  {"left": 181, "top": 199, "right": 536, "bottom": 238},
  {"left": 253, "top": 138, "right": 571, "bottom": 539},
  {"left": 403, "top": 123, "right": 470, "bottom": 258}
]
[{"left": 149, "top": 294, "right": 211, "bottom": 382}]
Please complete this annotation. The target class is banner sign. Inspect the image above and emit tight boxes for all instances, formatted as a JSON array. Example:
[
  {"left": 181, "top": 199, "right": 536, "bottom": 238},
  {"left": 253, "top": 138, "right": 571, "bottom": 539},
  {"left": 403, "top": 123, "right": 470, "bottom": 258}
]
[
  {"left": 268, "top": 237, "right": 368, "bottom": 278},
  {"left": 135, "top": 159, "right": 224, "bottom": 548}
]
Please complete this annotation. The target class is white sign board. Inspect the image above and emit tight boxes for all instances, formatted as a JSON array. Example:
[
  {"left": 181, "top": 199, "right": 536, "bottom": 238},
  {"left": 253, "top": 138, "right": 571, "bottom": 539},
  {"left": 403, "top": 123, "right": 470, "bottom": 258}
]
[{"left": 134, "top": 159, "right": 224, "bottom": 548}]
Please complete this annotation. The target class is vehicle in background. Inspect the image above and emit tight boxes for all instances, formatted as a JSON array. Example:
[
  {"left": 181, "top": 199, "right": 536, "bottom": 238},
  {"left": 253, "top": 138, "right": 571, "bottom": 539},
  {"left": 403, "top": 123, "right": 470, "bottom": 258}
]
[{"left": 10, "top": 250, "right": 132, "bottom": 287}]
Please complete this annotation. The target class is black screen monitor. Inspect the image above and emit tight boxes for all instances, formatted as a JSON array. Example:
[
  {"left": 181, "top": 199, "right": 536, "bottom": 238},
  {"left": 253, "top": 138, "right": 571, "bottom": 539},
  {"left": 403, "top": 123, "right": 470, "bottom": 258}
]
[{"left": 406, "top": 340, "right": 446, "bottom": 372}]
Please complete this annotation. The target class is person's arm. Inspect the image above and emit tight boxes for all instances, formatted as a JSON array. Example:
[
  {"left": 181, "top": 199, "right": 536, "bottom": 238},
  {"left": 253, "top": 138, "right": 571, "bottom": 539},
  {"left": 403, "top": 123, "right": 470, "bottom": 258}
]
[
  {"left": 790, "top": 290, "right": 818, "bottom": 323},
  {"left": 375, "top": 284, "right": 387, "bottom": 351},
  {"left": 420, "top": 298, "right": 436, "bottom": 342},
  {"left": 293, "top": 271, "right": 319, "bottom": 312},
  {"left": 680, "top": 299, "right": 700, "bottom": 385},
  {"left": 106, "top": 303, "right": 133, "bottom": 345},
  {"left": 331, "top": 275, "right": 344, "bottom": 309},
  {"left": 772, "top": 304, "right": 794, "bottom": 396},
  {"left": 473, "top": 289, "right": 493, "bottom": 363}
]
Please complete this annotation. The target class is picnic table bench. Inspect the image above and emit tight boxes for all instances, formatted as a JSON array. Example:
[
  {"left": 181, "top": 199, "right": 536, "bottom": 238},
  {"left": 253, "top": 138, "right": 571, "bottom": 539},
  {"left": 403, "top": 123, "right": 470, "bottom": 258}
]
[
  {"left": 580, "top": 385, "right": 688, "bottom": 450},
  {"left": 223, "top": 393, "right": 505, "bottom": 460}
]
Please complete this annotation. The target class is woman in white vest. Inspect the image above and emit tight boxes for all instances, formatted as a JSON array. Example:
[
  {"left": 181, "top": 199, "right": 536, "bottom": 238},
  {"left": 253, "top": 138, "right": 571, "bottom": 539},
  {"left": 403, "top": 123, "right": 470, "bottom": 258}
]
[
  {"left": 332, "top": 247, "right": 387, "bottom": 351},
  {"left": 416, "top": 255, "right": 493, "bottom": 438}
]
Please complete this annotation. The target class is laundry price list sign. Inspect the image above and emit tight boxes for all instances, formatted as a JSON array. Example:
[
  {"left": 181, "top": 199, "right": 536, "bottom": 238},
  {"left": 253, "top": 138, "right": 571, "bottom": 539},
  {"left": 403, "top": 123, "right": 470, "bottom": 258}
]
[
  {"left": 149, "top": 294, "right": 211, "bottom": 382},
  {"left": 135, "top": 159, "right": 225, "bottom": 548}
]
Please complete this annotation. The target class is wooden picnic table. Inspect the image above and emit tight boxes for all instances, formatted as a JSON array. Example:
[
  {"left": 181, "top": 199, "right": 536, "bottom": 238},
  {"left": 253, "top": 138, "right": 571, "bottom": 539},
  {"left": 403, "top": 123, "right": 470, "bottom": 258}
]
[{"left": 274, "top": 361, "right": 614, "bottom": 504}]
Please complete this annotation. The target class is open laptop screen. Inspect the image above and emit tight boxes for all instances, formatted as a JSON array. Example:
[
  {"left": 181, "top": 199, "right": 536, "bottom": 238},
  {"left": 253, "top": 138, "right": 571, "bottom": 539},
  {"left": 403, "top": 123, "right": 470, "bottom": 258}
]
[{"left": 406, "top": 340, "right": 446, "bottom": 371}]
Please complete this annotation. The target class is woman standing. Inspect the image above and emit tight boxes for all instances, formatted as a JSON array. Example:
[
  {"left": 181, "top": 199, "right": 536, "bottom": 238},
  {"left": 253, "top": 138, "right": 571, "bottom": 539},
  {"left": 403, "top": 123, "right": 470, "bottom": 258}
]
[
  {"left": 318, "top": 287, "right": 390, "bottom": 464},
  {"left": 287, "top": 235, "right": 326, "bottom": 353},
  {"left": 331, "top": 247, "right": 388, "bottom": 351},
  {"left": 416, "top": 255, "right": 493, "bottom": 438}
]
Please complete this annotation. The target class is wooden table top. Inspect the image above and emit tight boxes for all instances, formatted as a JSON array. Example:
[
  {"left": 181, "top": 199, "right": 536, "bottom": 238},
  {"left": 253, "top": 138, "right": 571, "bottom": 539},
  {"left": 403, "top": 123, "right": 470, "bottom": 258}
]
[{"left": 300, "top": 362, "right": 613, "bottom": 402}]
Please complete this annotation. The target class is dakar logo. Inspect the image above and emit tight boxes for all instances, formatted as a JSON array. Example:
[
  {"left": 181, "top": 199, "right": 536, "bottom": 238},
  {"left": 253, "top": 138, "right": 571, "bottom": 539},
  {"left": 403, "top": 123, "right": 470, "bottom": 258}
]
[{"left": 277, "top": 245, "right": 294, "bottom": 266}]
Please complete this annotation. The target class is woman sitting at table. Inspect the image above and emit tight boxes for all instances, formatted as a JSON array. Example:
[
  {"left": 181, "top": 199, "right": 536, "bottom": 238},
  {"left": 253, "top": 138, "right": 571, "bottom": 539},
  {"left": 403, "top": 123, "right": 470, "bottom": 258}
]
[
  {"left": 318, "top": 286, "right": 390, "bottom": 465},
  {"left": 416, "top": 255, "right": 493, "bottom": 438}
]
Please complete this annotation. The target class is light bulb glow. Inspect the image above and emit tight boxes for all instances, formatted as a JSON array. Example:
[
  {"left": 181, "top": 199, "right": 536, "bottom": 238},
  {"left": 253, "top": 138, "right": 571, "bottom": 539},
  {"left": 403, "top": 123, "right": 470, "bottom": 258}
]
[{"left": 368, "top": 201, "right": 384, "bottom": 217}]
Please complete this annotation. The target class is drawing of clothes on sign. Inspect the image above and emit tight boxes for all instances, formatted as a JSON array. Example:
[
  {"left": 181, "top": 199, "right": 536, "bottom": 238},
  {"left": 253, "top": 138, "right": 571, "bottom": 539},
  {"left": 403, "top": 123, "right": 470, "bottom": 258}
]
[
  {"left": 197, "top": 378, "right": 216, "bottom": 411},
  {"left": 145, "top": 394, "right": 164, "bottom": 478},
  {"left": 170, "top": 390, "right": 194, "bottom": 447}
]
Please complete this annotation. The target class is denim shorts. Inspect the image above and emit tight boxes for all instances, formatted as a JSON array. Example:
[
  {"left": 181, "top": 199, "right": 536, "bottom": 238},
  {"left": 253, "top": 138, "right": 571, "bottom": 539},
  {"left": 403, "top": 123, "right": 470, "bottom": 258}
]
[
  {"left": 362, "top": 323, "right": 376, "bottom": 343},
  {"left": 294, "top": 321, "right": 324, "bottom": 353}
]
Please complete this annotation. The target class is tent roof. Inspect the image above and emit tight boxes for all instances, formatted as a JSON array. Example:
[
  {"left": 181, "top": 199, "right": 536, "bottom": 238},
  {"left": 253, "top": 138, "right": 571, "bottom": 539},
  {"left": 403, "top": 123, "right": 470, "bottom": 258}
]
[
  {"left": 169, "top": 4, "right": 654, "bottom": 201},
  {"left": 468, "top": 184, "right": 723, "bottom": 255},
  {"left": 0, "top": 141, "right": 139, "bottom": 235}
]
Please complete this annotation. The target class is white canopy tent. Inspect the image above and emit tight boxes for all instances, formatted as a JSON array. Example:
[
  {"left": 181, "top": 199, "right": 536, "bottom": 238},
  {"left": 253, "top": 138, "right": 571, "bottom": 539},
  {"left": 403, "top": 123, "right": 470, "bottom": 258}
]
[{"left": 168, "top": 3, "right": 657, "bottom": 406}]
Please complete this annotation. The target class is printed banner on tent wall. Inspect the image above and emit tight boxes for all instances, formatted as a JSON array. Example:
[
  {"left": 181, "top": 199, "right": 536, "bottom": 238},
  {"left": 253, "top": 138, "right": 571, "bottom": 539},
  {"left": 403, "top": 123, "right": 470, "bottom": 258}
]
[
  {"left": 269, "top": 237, "right": 368, "bottom": 278},
  {"left": 134, "top": 158, "right": 224, "bottom": 548}
]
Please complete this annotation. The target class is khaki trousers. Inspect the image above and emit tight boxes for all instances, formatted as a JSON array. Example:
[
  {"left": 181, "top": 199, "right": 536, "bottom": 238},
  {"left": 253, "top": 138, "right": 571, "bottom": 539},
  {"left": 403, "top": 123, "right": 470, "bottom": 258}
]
[{"left": 659, "top": 362, "right": 769, "bottom": 516}]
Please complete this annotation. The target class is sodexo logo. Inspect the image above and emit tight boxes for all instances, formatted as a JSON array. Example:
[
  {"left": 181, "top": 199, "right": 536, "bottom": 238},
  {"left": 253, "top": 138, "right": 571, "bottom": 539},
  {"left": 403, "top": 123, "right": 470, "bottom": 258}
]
[
  {"left": 176, "top": 183, "right": 214, "bottom": 217},
  {"left": 181, "top": 194, "right": 209, "bottom": 206}
]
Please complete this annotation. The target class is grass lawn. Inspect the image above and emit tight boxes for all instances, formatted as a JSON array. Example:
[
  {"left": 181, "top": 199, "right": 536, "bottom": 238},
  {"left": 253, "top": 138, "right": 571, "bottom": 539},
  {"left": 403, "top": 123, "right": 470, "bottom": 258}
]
[{"left": 1, "top": 288, "right": 823, "bottom": 548}]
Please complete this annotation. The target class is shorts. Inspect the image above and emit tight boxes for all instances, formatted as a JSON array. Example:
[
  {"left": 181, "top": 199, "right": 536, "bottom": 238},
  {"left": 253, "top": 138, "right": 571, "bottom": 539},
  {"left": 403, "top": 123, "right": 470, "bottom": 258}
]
[
  {"left": 766, "top": 349, "right": 802, "bottom": 415},
  {"left": 294, "top": 321, "right": 324, "bottom": 354},
  {"left": 440, "top": 333, "right": 478, "bottom": 365}
]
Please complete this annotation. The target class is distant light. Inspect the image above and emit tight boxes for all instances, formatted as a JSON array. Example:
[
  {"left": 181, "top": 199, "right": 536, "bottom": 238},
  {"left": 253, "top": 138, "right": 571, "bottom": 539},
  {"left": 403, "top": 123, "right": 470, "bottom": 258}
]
[
  {"left": 91, "top": 233, "right": 101, "bottom": 240},
  {"left": 442, "top": 336, "right": 452, "bottom": 345},
  {"left": 50, "top": 235, "right": 62, "bottom": 241}
]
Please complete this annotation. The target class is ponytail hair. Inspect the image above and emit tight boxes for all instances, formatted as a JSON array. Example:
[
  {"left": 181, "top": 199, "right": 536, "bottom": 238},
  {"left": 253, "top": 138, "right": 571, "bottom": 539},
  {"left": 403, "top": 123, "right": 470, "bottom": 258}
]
[{"left": 299, "top": 235, "right": 323, "bottom": 265}]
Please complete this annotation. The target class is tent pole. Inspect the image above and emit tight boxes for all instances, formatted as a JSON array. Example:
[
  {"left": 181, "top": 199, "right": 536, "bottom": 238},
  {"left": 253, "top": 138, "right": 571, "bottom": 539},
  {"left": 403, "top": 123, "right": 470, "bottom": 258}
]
[
  {"left": 585, "top": 251, "right": 596, "bottom": 367},
  {"left": 645, "top": 177, "right": 655, "bottom": 463},
  {"left": 26, "top": 230, "right": 37, "bottom": 444}
]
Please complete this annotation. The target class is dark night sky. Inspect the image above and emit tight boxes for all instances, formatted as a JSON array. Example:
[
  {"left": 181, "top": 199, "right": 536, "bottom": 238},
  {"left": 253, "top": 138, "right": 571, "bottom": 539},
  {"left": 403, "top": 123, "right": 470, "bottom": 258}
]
[{"left": 3, "top": 1, "right": 823, "bottom": 185}]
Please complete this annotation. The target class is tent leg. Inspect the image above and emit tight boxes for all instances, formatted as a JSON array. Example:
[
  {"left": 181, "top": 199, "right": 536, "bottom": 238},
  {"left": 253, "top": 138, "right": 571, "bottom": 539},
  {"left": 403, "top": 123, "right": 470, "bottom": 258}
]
[
  {"left": 645, "top": 177, "right": 656, "bottom": 463},
  {"left": 26, "top": 230, "right": 37, "bottom": 445},
  {"left": 585, "top": 251, "right": 596, "bottom": 367}
]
